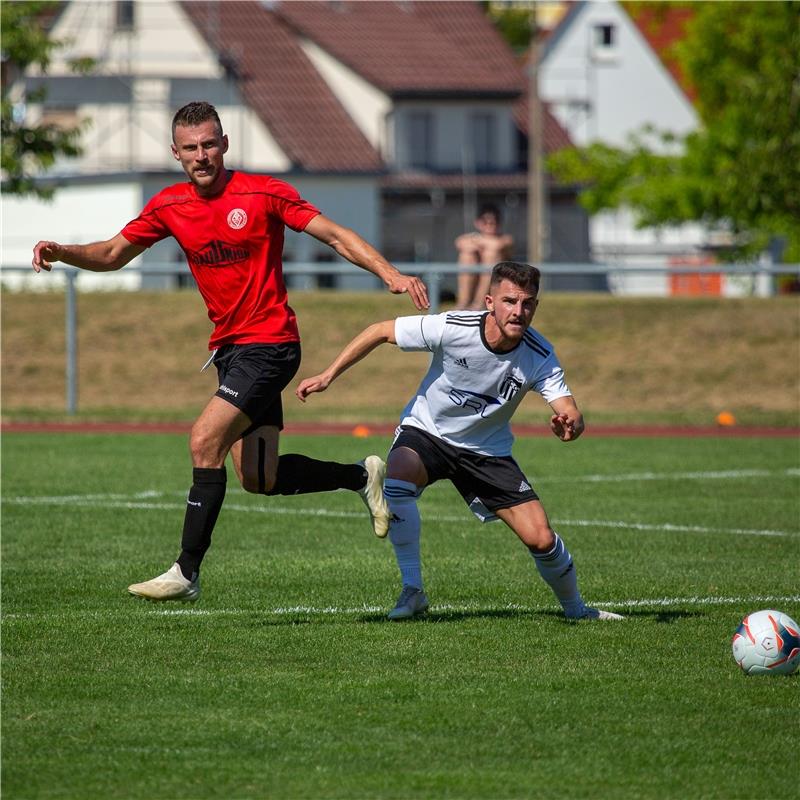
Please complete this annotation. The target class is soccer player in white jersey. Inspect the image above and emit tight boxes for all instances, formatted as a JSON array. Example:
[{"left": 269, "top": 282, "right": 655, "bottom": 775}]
[{"left": 296, "top": 261, "right": 624, "bottom": 621}]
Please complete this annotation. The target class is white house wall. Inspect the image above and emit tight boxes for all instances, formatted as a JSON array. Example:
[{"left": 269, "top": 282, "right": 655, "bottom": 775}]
[
  {"left": 41, "top": 0, "right": 220, "bottom": 78},
  {"left": 1, "top": 182, "right": 145, "bottom": 290},
  {"left": 538, "top": 1, "right": 708, "bottom": 295},
  {"left": 540, "top": 2, "right": 698, "bottom": 150},
  {"left": 220, "top": 106, "right": 292, "bottom": 173},
  {"left": 21, "top": 0, "right": 291, "bottom": 176},
  {"left": 299, "top": 38, "right": 392, "bottom": 155}
]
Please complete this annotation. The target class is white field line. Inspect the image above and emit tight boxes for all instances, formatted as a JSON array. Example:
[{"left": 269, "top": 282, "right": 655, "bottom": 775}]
[
  {"left": 555, "top": 468, "right": 800, "bottom": 482},
  {"left": 4, "top": 594, "right": 800, "bottom": 622},
  {"left": 220, "top": 468, "right": 800, "bottom": 488},
  {"left": 232, "top": 468, "right": 800, "bottom": 484},
  {"left": 553, "top": 518, "right": 797, "bottom": 538},
  {"left": 8, "top": 467, "right": 798, "bottom": 509},
  {"left": 3, "top": 488, "right": 799, "bottom": 538}
]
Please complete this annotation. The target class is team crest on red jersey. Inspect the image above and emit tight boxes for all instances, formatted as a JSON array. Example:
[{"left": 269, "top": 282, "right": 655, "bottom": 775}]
[{"left": 227, "top": 208, "right": 248, "bottom": 230}]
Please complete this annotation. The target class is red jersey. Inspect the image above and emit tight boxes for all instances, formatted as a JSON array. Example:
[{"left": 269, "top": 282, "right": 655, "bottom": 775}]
[{"left": 121, "top": 171, "right": 320, "bottom": 349}]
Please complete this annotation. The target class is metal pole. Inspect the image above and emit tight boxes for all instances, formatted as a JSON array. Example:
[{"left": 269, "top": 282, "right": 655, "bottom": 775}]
[
  {"left": 65, "top": 268, "right": 78, "bottom": 415},
  {"left": 427, "top": 269, "right": 441, "bottom": 314},
  {"left": 527, "top": 6, "right": 544, "bottom": 266}
]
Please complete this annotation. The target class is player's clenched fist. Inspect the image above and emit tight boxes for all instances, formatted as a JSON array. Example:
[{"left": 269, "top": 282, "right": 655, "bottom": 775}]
[{"left": 550, "top": 413, "right": 583, "bottom": 442}]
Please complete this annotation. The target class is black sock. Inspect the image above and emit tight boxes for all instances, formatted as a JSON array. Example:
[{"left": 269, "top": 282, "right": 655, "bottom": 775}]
[
  {"left": 176, "top": 467, "right": 227, "bottom": 580},
  {"left": 266, "top": 454, "right": 366, "bottom": 495}
]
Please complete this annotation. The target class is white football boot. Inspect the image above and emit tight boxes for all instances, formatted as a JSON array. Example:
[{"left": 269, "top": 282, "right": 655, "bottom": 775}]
[
  {"left": 128, "top": 562, "right": 200, "bottom": 603},
  {"left": 358, "top": 455, "right": 390, "bottom": 538}
]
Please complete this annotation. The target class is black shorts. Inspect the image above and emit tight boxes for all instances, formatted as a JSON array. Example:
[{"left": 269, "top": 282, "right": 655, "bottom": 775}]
[
  {"left": 390, "top": 425, "right": 538, "bottom": 519},
  {"left": 213, "top": 342, "right": 301, "bottom": 435}
]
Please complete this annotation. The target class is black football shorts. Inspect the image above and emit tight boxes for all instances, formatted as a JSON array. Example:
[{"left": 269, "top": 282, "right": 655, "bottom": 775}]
[
  {"left": 390, "top": 425, "right": 539, "bottom": 518},
  {"left": 212, "top": 342, "right": 301, "bottom": 435}
]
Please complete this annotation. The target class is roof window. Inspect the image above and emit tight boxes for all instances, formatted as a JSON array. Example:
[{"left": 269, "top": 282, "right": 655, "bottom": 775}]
[{"left": 591, "top": 22, "right": 618, "bottom": 61}]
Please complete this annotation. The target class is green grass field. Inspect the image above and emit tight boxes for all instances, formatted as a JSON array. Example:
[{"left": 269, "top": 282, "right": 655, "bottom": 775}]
[{"left": 2, "top": 431, "right": 799, "bottom": 799}]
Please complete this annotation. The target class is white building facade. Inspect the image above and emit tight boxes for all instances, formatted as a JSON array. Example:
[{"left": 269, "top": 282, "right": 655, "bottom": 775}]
[
  {"left": 2, "top": 0, "right": 380, "bottom": 290},
  {"left": 537, "top": 1, "right": 735, "bottom": 295}
]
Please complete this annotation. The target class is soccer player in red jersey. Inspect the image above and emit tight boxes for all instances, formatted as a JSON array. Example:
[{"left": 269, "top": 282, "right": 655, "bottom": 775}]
[{"left": 32, "top": 101, "right": 429, "bottom": 602}]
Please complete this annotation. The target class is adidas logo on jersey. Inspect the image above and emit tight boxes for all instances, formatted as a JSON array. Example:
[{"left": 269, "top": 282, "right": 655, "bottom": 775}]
[
  {"left": 518, "top": 480, "right": 532, "bottom": 493},
  {"left": 454, "top": 357, "right": 469, "bottom": 368}
]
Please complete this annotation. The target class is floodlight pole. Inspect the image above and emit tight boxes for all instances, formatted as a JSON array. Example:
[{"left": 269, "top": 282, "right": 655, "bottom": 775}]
[{"left": 527, "top": 7, "right": 544, "bottom": 266}]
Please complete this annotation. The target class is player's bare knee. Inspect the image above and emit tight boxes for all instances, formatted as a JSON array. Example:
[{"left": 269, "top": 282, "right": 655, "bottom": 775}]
[
  {"left": 189, "top": 426, "right": 226, "bottom": 468},
  {"left": 520, "top": 524, "right": 555, "bottom": 552}
]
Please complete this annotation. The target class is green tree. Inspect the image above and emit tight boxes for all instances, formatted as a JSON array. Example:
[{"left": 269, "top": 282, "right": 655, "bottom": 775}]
[
  {"left": 547, "top": 1, "right": 800, "bottom": 261},
  {"left": 485, "top": 2, "right": 534, "bottom": 53},
  {"left": 1, "top": 0, "right": 93, "bottom": 198}
]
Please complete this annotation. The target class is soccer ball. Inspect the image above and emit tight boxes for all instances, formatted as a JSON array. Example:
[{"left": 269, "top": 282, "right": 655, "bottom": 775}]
[{"left": 732, "top": 609, "right": 800, "bottom": 675}]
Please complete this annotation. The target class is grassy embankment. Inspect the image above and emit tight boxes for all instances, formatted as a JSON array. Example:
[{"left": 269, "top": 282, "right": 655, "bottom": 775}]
[{"left": 2, "top": 289, "right": 798, "bottom": 426}]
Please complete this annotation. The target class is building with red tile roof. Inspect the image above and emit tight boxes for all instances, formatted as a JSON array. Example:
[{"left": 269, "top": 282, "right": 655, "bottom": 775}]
[
  {"left": 181, "top": 1, "right": 573, "bottom": 173},
  {"left": 6, "top": 0, "right": 589, "bottom": 285}
]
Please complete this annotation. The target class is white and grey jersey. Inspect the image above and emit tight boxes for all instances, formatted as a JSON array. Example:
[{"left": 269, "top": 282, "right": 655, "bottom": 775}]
[{"left": 394, "top": 311, "right": 571, "bottom": 456}]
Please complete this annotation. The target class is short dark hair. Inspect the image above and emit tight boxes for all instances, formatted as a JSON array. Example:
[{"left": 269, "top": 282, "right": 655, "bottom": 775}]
[
  {"left": 477, "top": 202, "right": 501, "bottom": 221},
  {"left": 171, "top": 102, "right": 223, "bottom": 141},
  {"left": 490, "top": 261, "right": 541, "bottom": 295}
]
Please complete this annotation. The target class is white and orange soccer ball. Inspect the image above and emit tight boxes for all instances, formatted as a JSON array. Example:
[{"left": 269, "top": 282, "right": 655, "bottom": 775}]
[{"left": 732, "top": 609, "right": 800, "bottom": 675}]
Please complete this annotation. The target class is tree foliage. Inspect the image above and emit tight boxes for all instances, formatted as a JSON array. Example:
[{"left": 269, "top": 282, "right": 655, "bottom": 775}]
[
  {"left": 485, "top": 2, "right": 534, "bottom": 53},
  {"left": 1, "top": 1, "right": 92, "bottom": 198},
  {"left": 547, "top": 1, "right": 800, "bottom": 260}
]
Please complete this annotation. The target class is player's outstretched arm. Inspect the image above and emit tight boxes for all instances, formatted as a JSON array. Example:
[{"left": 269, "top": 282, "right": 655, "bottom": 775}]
[
  {"left": 295, "top": 320, "right": 396, "bottom": 402},
  {"left": 32, "top": 233, "right": 145, "bottom": 273},
  {"left": 549, "top": 395, "right": 585, "bottom": 442},
  {"left": 304, "top": 215, "right": 429, "bottom": 310}
]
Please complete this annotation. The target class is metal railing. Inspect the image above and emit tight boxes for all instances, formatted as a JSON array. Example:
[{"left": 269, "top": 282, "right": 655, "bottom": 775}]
[{"left": 2, "top": 261, "right": 798, "bottom": 414}]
